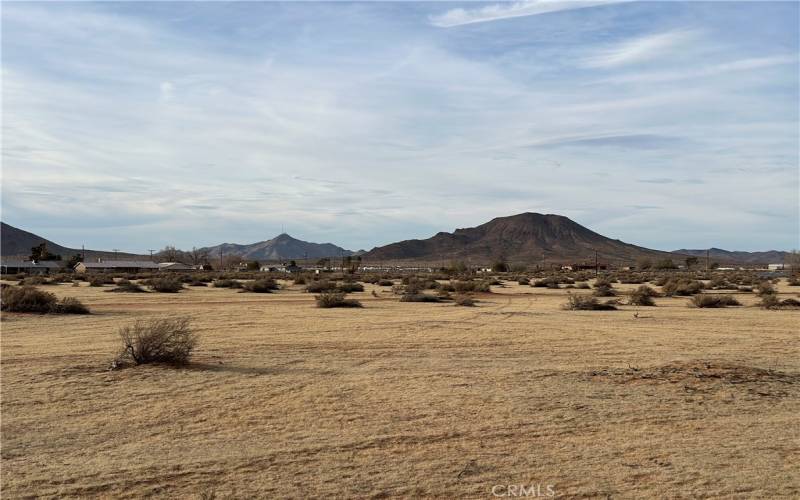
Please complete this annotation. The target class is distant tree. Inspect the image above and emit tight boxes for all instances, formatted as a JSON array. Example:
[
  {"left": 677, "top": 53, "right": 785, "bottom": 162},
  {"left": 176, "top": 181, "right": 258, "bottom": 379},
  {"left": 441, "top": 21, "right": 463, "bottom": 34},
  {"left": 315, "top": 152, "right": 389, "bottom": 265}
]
[
  {"left": 189, "top": 247, "right": 209, "bottom": 266},
  {"left": 30, "top": 243, "right": 61, "bottom": 262},
  {"left": 317, "top": 257, "right": 330, "bottom": 268},
  {"left": 66, "top": 253, "right": 83, "bottom": 268},
  {"left": 654, "top": 258, "right": 677, "bottom": 270},
  {"left": 246, "top": 260, "right": 260, "bottom": 270},
  {"left": 710, "top": 261, "right": 720, "bottom": 270},
  {"left": 491, "top": 260, "right": 510, "bottom": 273},
  {"left": 636, "top": 258, "right": 653, "bottom": 270},
  {"left": 685, "top": 256, "right": 699, "bottom": 269},
  {"left": 449, "top": 261, "right": 467, "bottom": 273},
  {"left": 289, "top": 260, "right": 297, "bottom": 267},
  {"left": 788, "top": 250, "right": 800, "bottom": 276}
]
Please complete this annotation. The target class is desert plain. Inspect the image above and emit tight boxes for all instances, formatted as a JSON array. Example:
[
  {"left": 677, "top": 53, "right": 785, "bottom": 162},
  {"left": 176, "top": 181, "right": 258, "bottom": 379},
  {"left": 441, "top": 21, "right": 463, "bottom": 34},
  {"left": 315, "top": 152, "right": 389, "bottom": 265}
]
[{"left": 1, "top": 279, "right": 799, "bottom": 498}]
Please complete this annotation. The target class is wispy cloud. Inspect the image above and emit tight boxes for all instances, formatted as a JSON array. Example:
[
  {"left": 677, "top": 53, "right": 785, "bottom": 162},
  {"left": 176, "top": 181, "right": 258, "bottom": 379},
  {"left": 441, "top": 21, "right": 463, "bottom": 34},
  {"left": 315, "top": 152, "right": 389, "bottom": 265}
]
[
  {"left": 429, "top": 0, "right": 627, "bottom": 28},
  {"left": 582, "top": 30, "right": 699, "bottom": 68}
]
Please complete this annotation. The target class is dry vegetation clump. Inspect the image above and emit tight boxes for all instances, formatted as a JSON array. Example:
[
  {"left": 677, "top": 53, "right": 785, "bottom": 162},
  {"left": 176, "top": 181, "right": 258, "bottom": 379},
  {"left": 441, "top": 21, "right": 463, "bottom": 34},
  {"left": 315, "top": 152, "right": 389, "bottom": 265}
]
[
  {"left": 213, "top": 279, "right": 242, "bottom": 289},
  {"left": 517, "top": 277, "right": 530, "bottom": 285},
  {"left": 575, "top": 282, "right": 590, "bottom": 289},
  {"left": 592, "top": 284, "right": 617, "bottom": 297},
  {"left": 88, "top": 275, "right": 114, "bottom": 287},
  {"left": 532, "top": 277, "right": 560, "bottom": 289},
  {"left": 758, "top": 295, "right": 800, "bottom": 310},
  {"left": 107, "top": 279, "right": 147, "bottom": 293},
  {"left": 756, "top": 281, "right": 776, "bottom": 297},
  {"left": 117, "top": 316, "right": 197, "bottom": 366},
  {"left": 20, "top": 276, "right": 49, "bottom": 286},
  {"left": 662, "top": 278, "right": 704, "bottom": 296},
  {"left": 400, "top": 293, "right": 441, "bottom": 303},
  {"left": 452, "top": 280, "right": 491, "bottom": 293},
  {"left": 787, "top": 277, "right": 800, "bottom": 286},
  {"left": 241, "top": 279, "right": 279, "bottom": 293},
  {"left": 293, "top": 276, "right": 307, "bottom": 285},
  {"left": 454, "top": 295, "right": 476, "bottom": 307},
  {"left": 306, "top": 280, "right": 337, "bottom": 293},
  {"left": 688, "top": 294, "right": 741, "bottom": 308},
  {"left": 336, "top": 281, "right": 364, "bottom": 293},
  {"left": 1, "top": 285, "right": 90, "bottom": 314},
  {"left": 562, "top": 294, "right": 618, "bottom": 311},
  {"left": 314, "top": 291, "right": 362, "bottom": 308},
  {"left": 628, "top": 285, "right": 659, "bottom": 306},
  {"left": 377, "top": 279, "right": 394, "bottom": 286},
  {"left": 148, "top": 277, "right": 184, "bottom": 293}
]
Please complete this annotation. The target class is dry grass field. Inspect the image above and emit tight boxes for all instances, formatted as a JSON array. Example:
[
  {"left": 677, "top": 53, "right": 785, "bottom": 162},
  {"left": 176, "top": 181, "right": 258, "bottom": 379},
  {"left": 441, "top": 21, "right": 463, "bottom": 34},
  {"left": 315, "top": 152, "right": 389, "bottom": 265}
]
[{"left": 2, "top": 279, "right": 799, "bottom": 498}]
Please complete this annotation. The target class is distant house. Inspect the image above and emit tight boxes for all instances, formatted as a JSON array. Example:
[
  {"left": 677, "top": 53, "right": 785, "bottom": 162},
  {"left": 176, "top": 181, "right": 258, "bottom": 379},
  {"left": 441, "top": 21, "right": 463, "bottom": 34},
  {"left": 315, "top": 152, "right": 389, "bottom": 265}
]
[
  {"left": 74, "top": 260, "right": 160, "bottom": 273},
  {"left": 262, "top": 263, "right": 303, "bottom": 273},
  {"left": 568, "top": 263, "right": 608, "bottom": 271},
  {"left": 158, "top": 262, "right": 195, "bottom": 272},
  {"left": 1, "top": 260, "right": 66, "bottom": 275},
  {"left": 768, "top": 263, "right": 791, "bottom": 271}
]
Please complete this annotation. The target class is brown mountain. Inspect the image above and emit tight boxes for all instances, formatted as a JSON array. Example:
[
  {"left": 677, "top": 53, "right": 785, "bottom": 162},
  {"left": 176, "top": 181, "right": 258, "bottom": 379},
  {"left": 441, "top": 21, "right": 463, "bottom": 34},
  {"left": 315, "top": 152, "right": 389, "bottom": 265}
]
[
  {"left": 1, "top": 222, "right": 145, "bottom": 261},
  {"left": 362, "top": 212, "right": 677, "bottom": 264},
  {"left": 200, "top": 233, "right": 355, "bottom": 261},
  {"left": 674, "top": 248, "right": 790, "bottom": 266}
]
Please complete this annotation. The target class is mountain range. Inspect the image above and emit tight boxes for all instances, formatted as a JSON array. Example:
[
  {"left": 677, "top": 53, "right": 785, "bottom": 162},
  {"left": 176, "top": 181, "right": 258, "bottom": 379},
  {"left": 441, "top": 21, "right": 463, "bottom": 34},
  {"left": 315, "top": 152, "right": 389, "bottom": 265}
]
[
  {"left": 1, "top": 215, "right": 791, "bottom": 266},
  {"left": 199, "top": 234, "right": 357, "bottom": 261},
  {"left": 363, "top": 212, "right": 676, "bottom": 264}
]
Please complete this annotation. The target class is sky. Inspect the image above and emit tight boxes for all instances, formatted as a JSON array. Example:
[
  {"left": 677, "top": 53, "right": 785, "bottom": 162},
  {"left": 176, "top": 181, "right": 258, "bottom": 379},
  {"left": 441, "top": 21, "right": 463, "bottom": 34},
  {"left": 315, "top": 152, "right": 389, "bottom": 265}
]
[{"left": 2, "top": 1, "right": 798, "bottom": 253}]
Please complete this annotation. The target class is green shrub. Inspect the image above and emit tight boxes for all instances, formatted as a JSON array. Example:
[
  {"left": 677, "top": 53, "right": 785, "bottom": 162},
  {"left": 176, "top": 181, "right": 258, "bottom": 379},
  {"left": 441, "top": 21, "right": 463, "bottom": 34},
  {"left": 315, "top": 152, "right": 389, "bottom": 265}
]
[
  {"left": 562, "top": 295, "right": 617, "bottom": 311},
  {"left": 315, "top": 291, "right": 362, "bottom": 308},
  {"left": 688, "top": 294, "right": 741, "bottom": 308},
  {"left": 117, "top": 317, "right": 197, "bottom": 366}
]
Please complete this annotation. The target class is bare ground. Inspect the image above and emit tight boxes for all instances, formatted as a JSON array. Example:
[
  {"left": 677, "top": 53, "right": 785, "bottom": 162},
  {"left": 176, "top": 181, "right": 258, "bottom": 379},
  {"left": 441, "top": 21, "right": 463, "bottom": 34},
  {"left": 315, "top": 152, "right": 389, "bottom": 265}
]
[{"left": 1, "top": 281, "right": 798, "bottom": 498}]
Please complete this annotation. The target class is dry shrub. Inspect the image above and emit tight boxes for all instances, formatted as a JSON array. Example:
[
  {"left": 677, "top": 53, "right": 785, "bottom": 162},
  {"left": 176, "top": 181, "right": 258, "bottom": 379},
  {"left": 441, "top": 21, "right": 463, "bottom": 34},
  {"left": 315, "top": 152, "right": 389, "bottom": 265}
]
[
  {"left": 293, "top": 276, "right": 307, "bottom": 285},
  {"left": 787, "top": 277, "right": 800, "bottom": 286},
  {"left": 400, "top": 293, "right": 441, "bottom": 303},
  {"left": 756, "top": 281, "right": 776, "bottom": 297},
  {"left": 306, "top": 280, "right": 337, "bottom": 293},
  {"left": 213, "top": 279, "right": 242, "bottom": 289},
  {"left": 1, "top": 286, "right": 89, "bottom": 314},
  {"left": 337, "top": 281, "right": 364, "bottom": 293},
  {"left": 758, "top": 295, "right": 800, "bottom": 310},
  {"left": 241, "top": 278, "right": 279, "bottom": 293},
  {"left": 20, "top": 276, "right": 49, "bottom": 286},
  {"left": 149, "top": 277, "right": 183, "bottom": 293},
  {"left": 107, "top": 280, "right": 146, "bottom": 293},
  {"left": 562, "top": 294, "right": 618, "bottom": 311},
  {"left": 592, "top": 285, "right": 617, "bottom": 297},
  {"left": 575, "top": 282, "right": 590, "bottom": 289},
  {"left": 315, "top": 291, "right": 362, "bottom": 308},
  {"left": 688, "top": 294, "right": 741, "bottom": 308},
  {"left": 452, "top": 280, "right": 491, "bottom": 293},
  {"left": 628, "top": 285, "right": 659, "bottom": 306},
  {"left": 662, "top": 278, "right": 704, "bottom": 296},
  {"left": 517, "top": 277, "right": 530, "bottom": 285},
  {"left": 377, "top": 279, "right": 394, "bottom": 286},
  {"left": 117, "top": 317, "right": 197, "bottom": 366},
  {"left": 532, "top": 277, "right": 560, "bottom": 289},
  {"left": 454, "top": 295, "right": 476, "bottom": 307}
]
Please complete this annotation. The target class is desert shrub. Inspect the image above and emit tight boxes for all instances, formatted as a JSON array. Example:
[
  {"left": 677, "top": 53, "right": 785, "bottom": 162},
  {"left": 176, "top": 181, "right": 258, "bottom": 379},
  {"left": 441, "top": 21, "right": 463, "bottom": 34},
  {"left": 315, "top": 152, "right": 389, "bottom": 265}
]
[
  {"left": 454, "top": 295, "right": 476, "bottom": 307},
  {"left": 593, "top": 277, "right": 614, "bottom": 288},
  {"left": 377, "top": 279, "right": 394, "bottom": 286},
  {"left": 1, "top": 286, "right": 89, "bottom": 314},
  {"left": 306, "top": 280, "right": 337, "bottom": 293},
  {"left": 337, "top": 281, "right": 364, "bottom": 293},
  {"left": 738, "top": 286, "right": 753, "bottom": 293},
  {"left": 188, "top": 279, "right": 208, "bottom": 287},
  {"left": 2, "top": 285, "right": 57, "bottom": 313},
  {"left": 400, "top": 293, "right": 441, "bottom": 303},
  {"left": 575, "top": 282, "right": 590, "bottom": 289},
  {"left": 755, "top": 281, "right": 776, "bottom": 297},
  {"left": 20, "top": 276, "right": 49, "bottom": 286},
  {"left": 593, "top": 285, "right": 617, "bottom": 297},
  {"left": 628, "top": 285, "right": 659, "bottom": 306},
  {"left": 89, "top": 276, "right": 113, "bottom": 287},
  {"left": 688, "top": 294, "right": 741, "bottom": 308},
  {"left": 452, "top": 280, "right": 491, "bottom": 293},
  {"left": 149, "top": 277, "right": 183, "bottom": 293},
  {"left": 532, "top": 277, "right": 560, "bottom": 289},
  {"left": 315, "top": 291, "right": 362, "bottom": 308},
  {"left": 787, "top": 277, "right": 800, "bottom": 286},
  {"left": 213, "top": 279, "right": 242, "bottom": 289},
  {"left": 758, "top": 295, "right": 800, "bottom": 310},
  {"left": 54, "top": 297, "right": 91, "bottom": 314},
  {"left": 241, "top": 278, "right": 279, "bottom": 293},
  {"left": 517, "top": 277, "right": 530, "bottom": 285},
  {"left": 107, "top": 280, "right": 146, "bottom": 293},
  {"left": 662, "top": 279, "right": 704, "bottom": 296},
  {"left": 293, "top": 276, "right": 307, "bottom": 285},
  {"left": 562, "top": 295, "right": 617, "bottom": 311},
  {"left": 117, "top": 317, "right": 197, "bottom": 366}
]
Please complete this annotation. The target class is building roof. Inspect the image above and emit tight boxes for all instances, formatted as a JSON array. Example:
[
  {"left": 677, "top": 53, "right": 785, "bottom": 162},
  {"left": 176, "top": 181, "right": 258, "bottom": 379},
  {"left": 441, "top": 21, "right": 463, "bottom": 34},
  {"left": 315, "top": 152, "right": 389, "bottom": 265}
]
[
  {"left": 158, "top": 262, "right": 194, "bottom": 269},
  {"left": 79, "top": 260, "right": 159, "bottom": 269},
  {"left": 1, "top": 260, "right": 65, "bottom": 269}
]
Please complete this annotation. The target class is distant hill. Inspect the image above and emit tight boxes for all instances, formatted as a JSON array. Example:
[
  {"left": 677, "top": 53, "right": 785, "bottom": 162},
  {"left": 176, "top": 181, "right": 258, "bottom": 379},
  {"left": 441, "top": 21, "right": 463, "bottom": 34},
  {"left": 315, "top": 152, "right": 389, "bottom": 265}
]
[
  {"left": 674, "top": 248, "right": 790, "bottom": 265},
  {"left": 1, "top": 222, "right": 145, "bottom": 261},
  {"left": 363, "top": 212, "right": 678, "bottom": 264},
  {"left": 201, "top": 233, "right": 355, "bottom": 261}
]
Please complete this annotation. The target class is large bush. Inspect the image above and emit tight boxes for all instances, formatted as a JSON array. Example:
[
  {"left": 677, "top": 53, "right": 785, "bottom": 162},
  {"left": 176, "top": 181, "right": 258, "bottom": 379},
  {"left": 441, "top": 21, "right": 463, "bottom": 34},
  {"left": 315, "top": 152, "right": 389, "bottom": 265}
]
[
  {"left": 306, "top": 280, "right": 337, "bottom": 293},
  {"left": 562, "top": 295, "right": 617, "bottom": 311},
  {"left": 213, "top": 279, "right": 242, "bottom": 289},
  {"left": 336, "top": 281, "right": 364, "bottom": 293},
  {"left": 117, "top": 317, "right": 198, "bottom": 366},
  {"left": 149, "top": 277, "right": 183, "bottom": 293},
  {"left": 315, "top": 291, "right": 362, "bottom": 308},
  {"left": 1, "top": 286, "right": 89, "bottom": 314},
  {"left": 628, "top": 285, "right": 659, "bottom": 306},
  {"left": 241, "top": 279, "right": 279, "bottom": 293},
  {"left": 688, "top": 294, "right": 741, "bottom": 308},
  {"left": 662, "top": 278, "right": 704, "bottom": 296},
  {"left": 107, "top": 280, "right": 147, "bottom": 293}
]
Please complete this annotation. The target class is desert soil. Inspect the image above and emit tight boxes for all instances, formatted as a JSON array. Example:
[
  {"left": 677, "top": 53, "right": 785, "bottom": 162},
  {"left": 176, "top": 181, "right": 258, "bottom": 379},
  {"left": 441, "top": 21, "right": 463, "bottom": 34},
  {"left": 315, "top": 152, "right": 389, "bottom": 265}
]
[{"left": 2, "top": 280, "right": 799, "bottom": 498}]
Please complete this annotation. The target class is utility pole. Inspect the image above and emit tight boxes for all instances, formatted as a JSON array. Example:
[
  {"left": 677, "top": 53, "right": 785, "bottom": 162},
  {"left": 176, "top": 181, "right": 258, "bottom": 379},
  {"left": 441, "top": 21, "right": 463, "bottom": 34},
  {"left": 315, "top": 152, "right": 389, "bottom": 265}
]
[
  {"left": 113, "top": 249, "right": 119, "bottom": 260},
  {"left": 706, "top": 249, "right": 710, "bottom": 271},
  {"left": 595, "top": 249, "right": 599, "bottom": 277},
  {"left": 148, "top": 249, "right": 155, "bottom": 262},
  {"left": 82, "top": 245, "right": 85, "bottom": 261},
  {"left": 219, "top": 248, "right": 224, "bottom": 271}
]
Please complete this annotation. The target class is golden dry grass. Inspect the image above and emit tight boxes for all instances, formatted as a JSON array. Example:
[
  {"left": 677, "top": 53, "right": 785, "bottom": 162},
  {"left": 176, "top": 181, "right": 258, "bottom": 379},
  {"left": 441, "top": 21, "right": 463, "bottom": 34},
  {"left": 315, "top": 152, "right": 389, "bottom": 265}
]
[{"left": 2, "top": 279, "right": 799, "bottom": 498}]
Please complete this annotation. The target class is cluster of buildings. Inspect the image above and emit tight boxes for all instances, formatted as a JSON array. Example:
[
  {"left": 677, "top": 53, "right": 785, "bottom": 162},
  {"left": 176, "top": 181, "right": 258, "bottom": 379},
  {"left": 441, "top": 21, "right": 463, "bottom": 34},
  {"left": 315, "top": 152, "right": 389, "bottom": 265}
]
[{"left": 0, "top": 259, "right": 199, "bottom": 275}]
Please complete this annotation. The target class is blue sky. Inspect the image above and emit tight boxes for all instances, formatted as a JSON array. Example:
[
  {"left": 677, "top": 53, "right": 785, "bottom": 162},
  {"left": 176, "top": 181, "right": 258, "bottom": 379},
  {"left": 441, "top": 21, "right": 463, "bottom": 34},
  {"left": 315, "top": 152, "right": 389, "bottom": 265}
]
[{"left": 2, "top": 1, "right": 798, "bottom": 253}]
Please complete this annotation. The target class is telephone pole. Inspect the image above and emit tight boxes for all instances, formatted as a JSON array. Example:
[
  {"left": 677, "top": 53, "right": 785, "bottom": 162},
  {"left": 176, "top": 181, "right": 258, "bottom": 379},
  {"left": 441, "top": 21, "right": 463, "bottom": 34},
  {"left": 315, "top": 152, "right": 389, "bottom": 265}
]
[
  {"left": 113, "top": 249, "right": 119, "bottom": 260},
  {"left": 595, "top": 249, "right": 599, "bottom": 277},
  {"left": 148, "top": 249, "right": 156, "bottom": 262}
]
